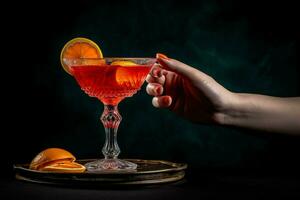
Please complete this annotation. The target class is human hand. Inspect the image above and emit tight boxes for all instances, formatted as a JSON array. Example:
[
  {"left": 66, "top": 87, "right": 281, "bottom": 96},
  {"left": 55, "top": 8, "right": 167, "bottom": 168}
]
[
  {"left": 146, "top": 54, "right": 300, "bottom": 134},
  {"left": 146, "top": 54, "right": 236, "bottom": 124}
]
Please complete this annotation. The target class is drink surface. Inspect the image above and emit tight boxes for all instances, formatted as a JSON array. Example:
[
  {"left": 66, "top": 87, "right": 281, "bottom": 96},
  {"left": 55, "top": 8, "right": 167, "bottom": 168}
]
[{"left": 72, "top": 64, "right": 151, "bottom": 105}]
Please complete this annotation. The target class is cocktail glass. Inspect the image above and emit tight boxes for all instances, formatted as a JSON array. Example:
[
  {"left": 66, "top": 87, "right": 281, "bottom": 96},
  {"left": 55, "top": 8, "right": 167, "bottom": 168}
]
[{"left": 64, "top": 57, "right": 155, "bottom": 172}]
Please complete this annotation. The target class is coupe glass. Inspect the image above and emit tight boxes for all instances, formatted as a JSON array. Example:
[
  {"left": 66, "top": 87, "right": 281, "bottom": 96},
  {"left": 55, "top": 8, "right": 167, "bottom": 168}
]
[{"left": 64, "top": 57, "right": 155, "bottom": 172}]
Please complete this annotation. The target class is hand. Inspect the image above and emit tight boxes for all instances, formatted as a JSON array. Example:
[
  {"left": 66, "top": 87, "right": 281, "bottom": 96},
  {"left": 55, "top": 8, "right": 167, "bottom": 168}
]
[
  {"left": 146, "top": 54, "right": 300, "bottom": 134},
  {"left": 146, "top": 54, "right": 236, "bottom": 124}
]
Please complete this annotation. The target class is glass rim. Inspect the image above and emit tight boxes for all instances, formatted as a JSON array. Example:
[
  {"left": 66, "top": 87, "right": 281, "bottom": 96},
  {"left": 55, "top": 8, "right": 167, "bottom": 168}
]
[{"left": 63, "top": 57, "right": 156, "bottom": 60}]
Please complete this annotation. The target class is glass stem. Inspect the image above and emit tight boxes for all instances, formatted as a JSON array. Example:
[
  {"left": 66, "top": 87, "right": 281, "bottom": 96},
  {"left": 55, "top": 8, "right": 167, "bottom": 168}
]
[{"left": 101, "top": 105, "right": 121, "bottom": 159}]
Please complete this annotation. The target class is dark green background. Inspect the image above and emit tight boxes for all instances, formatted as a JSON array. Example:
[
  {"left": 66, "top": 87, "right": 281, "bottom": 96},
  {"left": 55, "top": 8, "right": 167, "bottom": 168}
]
[{"left": 5, "top": 0, "right": 299, "bottom": 174}]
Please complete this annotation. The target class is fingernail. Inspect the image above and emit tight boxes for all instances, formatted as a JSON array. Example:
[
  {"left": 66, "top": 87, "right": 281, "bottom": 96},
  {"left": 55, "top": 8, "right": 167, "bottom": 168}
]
[
  {"left": 156, "top": 53, "right": 170, "bottom": 60},
  {"left": 156, "top": 86, "right": 162, "bottom": 95},
  {"left": 162, "top": 96, "right": 172, "bottom": 107},
  {"left": 152, "top": 97, "right": 159, "bottom": 108},
  {"left": 162, "top": 96, "right": 170, "bottom": 105}
]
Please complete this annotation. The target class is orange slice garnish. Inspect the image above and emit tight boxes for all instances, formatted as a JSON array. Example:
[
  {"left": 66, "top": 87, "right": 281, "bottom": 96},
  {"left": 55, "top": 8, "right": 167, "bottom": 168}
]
[
  {"left": 112, "top": 60, "right": 138, "bottom": 85},
  {"left": 29, "top": 148, "right": 85, "bottom": 173},
  {"left": 40, "top": 162, "right": 86, "bottom": 173},
  {"left": 29, "top": 148, "right": 75, "bottom": 170},
  {"left": 111, "top": 60, "right": 137, "bottom": 66},
  {"left": 60, "top": 37, "right": 103, "bottom": 75}
]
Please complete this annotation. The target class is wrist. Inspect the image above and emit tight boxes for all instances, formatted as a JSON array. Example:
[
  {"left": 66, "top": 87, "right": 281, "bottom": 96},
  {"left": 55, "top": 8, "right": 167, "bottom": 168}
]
[{"left": 213, "top": 92, "right": 247, "bottom": 126}]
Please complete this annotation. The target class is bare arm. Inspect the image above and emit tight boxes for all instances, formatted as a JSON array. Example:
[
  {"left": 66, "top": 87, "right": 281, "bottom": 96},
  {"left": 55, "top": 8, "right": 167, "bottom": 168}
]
[
  {"left": 146, "top": 54, "right": 300, "bottom": 135},
  {"left": 222, "top": 94, "right": 300, "bottom": 135}
]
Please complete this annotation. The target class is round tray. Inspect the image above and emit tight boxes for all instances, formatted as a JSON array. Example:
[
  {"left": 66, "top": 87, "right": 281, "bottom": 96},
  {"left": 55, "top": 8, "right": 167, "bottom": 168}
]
[{"left": 14, "top": 159, "right": 187, "bottom": 187}]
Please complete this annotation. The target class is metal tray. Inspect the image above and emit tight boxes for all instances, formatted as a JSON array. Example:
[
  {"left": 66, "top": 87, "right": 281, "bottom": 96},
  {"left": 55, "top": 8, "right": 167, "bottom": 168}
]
[{"left": 14, "top": 159, "right": 187, "bottom": 187}]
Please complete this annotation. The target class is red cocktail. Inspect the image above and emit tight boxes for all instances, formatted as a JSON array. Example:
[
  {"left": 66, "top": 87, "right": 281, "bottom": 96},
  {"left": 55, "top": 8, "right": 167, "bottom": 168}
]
[
  {"left": 64, "top": 58, "right": 155, "bottom": 172},
  {"left": 72, "top": 63, "right": 151, "bottom": 105}
]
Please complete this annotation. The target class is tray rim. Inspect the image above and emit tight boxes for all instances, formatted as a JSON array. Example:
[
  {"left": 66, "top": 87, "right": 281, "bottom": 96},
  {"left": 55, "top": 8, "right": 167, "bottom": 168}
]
[
  {"left": 14, "top": 159, "right": 187, "bottom": 186},
  {"left": 15, "top": 171, "right": 186, "bottom": 186},
  {"left": 14, "top": 159, "right": 188, "bottom": 175}
]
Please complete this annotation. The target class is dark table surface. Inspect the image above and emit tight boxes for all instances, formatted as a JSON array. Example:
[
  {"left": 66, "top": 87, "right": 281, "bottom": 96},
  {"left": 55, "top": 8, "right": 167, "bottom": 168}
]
[{"left": 2, "top": 169, "right": 300, "bottom": 200}]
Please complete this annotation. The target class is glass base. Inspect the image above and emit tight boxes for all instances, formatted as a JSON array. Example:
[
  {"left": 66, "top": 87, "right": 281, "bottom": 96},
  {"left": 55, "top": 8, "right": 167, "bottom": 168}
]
[{"left": 84, "top": 159, "right": 137, "bottom": 172}]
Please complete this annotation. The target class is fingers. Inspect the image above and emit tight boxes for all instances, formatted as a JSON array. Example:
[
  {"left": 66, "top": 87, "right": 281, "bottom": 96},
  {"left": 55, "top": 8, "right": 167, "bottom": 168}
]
[
  {"left": 150, "top": 64, "right": 163, "bottom": 78},
  {"left": 146, "top": 83, "right": 163, "bottom": 96},
  {"left": 152, "top": 96, "right": 172, "bottom": 108},
  {"left": 146, "top": 74, "right": 165, "bottom": 85},
  {"left": 146, "top": 63, "right": 171, "bottom": 108},
  {"left": 146, "top": 56, "right": 173, "bottom": 108},
  {"left": 156, "top": 54, "right": 219, "bottom": 95},
  {"left": 146, "top": 63, "right": 166, "bottom": 85},
  {"left": 156, "top": 54, "right": 212, "bottom": 84},
  {"left": 157, "top": 57, "right": 197, "bottom": 79}
]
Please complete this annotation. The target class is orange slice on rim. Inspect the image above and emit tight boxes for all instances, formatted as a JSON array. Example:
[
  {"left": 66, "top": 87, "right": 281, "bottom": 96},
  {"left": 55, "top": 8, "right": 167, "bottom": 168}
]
[
  {"left": 60, "top": 37, "right": 103, "bottom": 75},
  {"left": 111, "top": 60, "right": 137, "bottom": 66}
]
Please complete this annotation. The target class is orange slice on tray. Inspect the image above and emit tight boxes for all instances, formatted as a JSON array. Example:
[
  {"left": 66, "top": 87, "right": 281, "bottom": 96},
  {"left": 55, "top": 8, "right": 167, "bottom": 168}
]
[
  {"left": 29, "top": 148, "right": 85, "bottom": 173},
  {"left": 60, "top": 37, "right": 103, "bottom": 75},
  {"left": 40, "top": 162, "right": 86, "bottom": 173}
]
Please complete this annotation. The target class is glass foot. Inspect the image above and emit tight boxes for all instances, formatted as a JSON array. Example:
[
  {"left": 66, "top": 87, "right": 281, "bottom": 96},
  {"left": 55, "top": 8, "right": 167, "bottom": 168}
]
[{"left": 84, "top": 159, "right": 137, "bottom": 172}]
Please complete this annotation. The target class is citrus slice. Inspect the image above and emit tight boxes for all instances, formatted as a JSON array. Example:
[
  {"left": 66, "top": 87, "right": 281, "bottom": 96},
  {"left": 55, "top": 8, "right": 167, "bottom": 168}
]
[
  {"left": 113, "top": 60, "right": 138, "bottom": 85},
  {"left": 111, "top": 60, "right": 137, "bottom": 66},
  {"left": 60, "top": 37, "right": 103, "bottom": 75},
  {"left": 40, "top": 161, "right": 86, "bottom": 173},
  {"left": 29, "top": 148, "right": 76, "bottom": 170},
  {"left": 29, "top": 148, "right": 86, "bottom": 173}
]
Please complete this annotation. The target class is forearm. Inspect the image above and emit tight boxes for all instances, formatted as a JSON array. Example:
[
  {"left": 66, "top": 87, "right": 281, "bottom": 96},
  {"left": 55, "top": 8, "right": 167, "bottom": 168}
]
[{"left": 222, "top": 94, "right": 300, "bottom": 135}]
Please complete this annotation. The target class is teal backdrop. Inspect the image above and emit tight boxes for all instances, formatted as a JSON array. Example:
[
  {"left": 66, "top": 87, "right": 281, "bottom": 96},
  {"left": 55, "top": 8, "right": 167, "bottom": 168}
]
[{"left": 6, "top": 0, "right": 299, "bottom": 174}]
